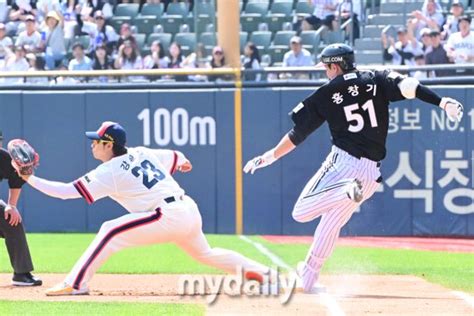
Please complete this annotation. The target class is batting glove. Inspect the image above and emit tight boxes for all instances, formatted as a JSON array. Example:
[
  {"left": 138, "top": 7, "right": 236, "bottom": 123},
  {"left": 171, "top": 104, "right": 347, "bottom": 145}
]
[
  {"left": 440, "top": 97, "right": 464, "bottom": 122},
  {"left": 243, "top": 150, "right": 277, "bottom": 175}
]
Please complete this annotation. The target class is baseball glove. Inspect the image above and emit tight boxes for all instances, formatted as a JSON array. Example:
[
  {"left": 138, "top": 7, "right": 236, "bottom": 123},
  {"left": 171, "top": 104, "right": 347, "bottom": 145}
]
[{"left": 7, "top": 139, "right": 39, "bottom": 176}]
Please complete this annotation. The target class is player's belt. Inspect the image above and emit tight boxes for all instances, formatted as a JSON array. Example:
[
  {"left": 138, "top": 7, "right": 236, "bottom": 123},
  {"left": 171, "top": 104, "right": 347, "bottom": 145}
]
[{"left": 164, "top": 196, "right": 184, "bottom": 204}]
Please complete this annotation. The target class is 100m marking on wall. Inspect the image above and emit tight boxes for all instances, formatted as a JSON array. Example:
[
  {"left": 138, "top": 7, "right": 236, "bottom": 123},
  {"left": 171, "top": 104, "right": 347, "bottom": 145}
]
[{"left": 138, "top": 108, "right": 216, "bottom": 146}]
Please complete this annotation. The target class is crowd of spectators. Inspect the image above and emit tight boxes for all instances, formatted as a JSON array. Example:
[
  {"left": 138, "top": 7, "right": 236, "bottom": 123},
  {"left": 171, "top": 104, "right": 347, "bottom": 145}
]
[
  {"left": 0, "top": 0, "right": 337, "bottom": 83},
  {"left": 0, "top": 0, "right": 203, "bottom": 83},
  {"left": 0, "top": 0, "right": 471, "bottom": 83},
  {"left": 382, "top": 0, "right": 473, "bottom": 78}
]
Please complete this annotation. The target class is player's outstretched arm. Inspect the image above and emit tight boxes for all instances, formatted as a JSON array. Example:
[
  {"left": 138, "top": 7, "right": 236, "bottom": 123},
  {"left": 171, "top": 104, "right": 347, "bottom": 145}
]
[
  {"left": 244, "top": 98, "right": 323, "bottom": 175},
  {"left": 26, "top": 176, "right": 82, "bottom": 200},
  {"left": 243, "top": 134, "right": 296, "bottom": 174},
  {"left": 8, "top": 139, "right": 82, "bottom": 200},
  {"left": 398, "top": 76, "right": 464, "bottom": 122}
]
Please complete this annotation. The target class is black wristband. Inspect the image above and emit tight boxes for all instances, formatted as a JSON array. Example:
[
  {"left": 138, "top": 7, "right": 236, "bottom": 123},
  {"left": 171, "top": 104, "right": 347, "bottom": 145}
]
[{"left": 416, "top": 84, "right": 442, "bottom": 106}]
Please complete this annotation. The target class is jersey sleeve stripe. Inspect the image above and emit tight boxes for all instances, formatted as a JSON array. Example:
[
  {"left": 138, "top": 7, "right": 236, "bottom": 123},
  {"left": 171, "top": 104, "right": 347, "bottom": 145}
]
[
  {"left": 170, "top": 151, "right": 178, "bottom": 174},
  {"left": 78, "top": 181, "right": 95, "bottom": 204},
  {"left": 74, "top": 180, "right": 94, "bottom": 205}
]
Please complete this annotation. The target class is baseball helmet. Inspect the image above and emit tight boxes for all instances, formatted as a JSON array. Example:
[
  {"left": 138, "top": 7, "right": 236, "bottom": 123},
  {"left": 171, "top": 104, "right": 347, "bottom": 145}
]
[{"left": 319, "top": 43, "right": 356, "bottom": 71}]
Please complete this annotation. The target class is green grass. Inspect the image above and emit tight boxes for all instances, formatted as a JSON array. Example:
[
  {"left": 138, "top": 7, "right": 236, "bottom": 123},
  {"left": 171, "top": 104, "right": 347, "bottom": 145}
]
[
  {"left": 0, "top": 234, "right": 472, "bottom": 294},
  {"left": 0, "top": 300, "right": 204, "bottom": 315},
  {"left": 252, "top": 236, "right": 474, "bottom": 293},
  {"left": 0, "top": 234, "right": 273, "bottom": 274}
]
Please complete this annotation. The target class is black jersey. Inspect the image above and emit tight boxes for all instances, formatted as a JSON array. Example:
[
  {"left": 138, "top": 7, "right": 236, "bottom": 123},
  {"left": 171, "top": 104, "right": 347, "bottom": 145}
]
[
  {"left": 0, "top": 148, "right": 25, "bottom": 189},
  {"left": 291, "top": 70, "right": 406, "bottom": 161}
]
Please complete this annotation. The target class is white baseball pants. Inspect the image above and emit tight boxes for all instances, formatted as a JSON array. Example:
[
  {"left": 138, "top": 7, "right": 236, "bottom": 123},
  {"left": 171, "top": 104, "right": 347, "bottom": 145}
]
[
  {"left": 65, "top": 196, "right": 269, "bottom": 290},
  {"left": 292, "top": 146, "right": 382, "bottom": 291}
]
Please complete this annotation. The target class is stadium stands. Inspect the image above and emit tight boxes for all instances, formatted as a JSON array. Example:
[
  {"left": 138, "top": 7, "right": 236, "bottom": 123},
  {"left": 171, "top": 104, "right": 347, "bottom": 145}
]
[{"left": 0, "top": 0, "right": 470, "bottom": 81}]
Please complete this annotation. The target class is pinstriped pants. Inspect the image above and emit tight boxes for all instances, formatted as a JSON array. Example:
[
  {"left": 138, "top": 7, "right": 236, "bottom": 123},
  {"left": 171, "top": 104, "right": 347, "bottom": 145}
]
[{"left": 292, "top": 146, "right": 382, "bottom": 291}]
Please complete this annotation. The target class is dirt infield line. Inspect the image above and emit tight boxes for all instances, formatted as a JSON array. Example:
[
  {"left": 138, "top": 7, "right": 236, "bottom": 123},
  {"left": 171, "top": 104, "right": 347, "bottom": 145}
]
[
  {"left": 0, "top": 274, "right": 472, "bottom": 315},
  {"left": 452, "top": 291, "right": 474, "bottom": 309},
  {"left": 262, "top": 236, "right": 474, "bottom": 252},
  {"left": 240, "top": 235, "right": 346, "bottom": 316}
]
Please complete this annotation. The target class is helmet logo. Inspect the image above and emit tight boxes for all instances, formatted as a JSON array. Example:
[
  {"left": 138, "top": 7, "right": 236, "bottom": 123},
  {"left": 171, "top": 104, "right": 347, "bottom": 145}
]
[{"left": 322, "top": 56, "right": 344, "bottom": 63}]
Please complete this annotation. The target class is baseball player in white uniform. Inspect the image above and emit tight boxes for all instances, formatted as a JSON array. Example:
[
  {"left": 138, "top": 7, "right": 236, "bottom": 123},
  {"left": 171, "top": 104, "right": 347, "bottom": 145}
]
[{"left": 18, "top": 121, "right": 270, "bottom": 295}]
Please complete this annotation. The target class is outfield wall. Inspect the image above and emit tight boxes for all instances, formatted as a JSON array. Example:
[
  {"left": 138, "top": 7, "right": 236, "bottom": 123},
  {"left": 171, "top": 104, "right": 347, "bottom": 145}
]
[{"left": 0, "top": 87, "right": 472, "bottom": 236}]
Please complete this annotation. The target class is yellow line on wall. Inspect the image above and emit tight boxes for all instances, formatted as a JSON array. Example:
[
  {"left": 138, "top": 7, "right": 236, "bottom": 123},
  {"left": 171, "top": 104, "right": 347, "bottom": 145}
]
[{"left": 234, "top": 70, "right": 243, "bottom": 235}]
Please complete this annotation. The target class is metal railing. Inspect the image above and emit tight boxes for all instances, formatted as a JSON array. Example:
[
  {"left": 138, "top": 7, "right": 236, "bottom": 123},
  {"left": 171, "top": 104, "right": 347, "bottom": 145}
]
[
  {"left": 0, "top": 68, "right": 238, "bottom": 79},
  {"left": 0, "top": 64, "right": 473, "bottom": 86}
]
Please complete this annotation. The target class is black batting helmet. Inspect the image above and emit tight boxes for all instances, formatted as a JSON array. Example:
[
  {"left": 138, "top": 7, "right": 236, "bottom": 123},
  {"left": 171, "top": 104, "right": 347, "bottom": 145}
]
[{"left": 319, "top": 43, "right": 356, "bottom": 71}]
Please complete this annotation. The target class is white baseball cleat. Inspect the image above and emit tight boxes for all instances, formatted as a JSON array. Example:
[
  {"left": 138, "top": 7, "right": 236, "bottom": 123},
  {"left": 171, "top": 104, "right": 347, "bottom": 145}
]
[
  {"left": 293, "top": 262, "right": 327, "bottom": 294},
  {"left": 346, "top": 179, "right": 363, "bottom": 203},
  {"left": 45, "top": 282, "right": 89, "bottom": 296}
]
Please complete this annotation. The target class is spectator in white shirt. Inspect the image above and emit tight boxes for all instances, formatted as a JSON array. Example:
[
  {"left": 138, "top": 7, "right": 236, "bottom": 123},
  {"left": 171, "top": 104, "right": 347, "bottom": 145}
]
[
  {"left": 303, "top": 0, "right": 338, "bottom": 31},
  {"left": 382, "top": 27, "right": 423, "bottom": 66},
  {"left": 281, "top": 36, "right": 313, "bottom": 80},
  {"left": 42, "top": 10, "right": 66, "bottom": 70},
  {"left": 446, "top": 15, "right": 474, "bottom": 75},
  {"left": 15, "top": 15, "right": 42, "bottom": 53},
  {"left": 3, "top": 45, "right": 29, "bottom": 83},
  {"left": 77, "top": 10, "right": 118, "bottom": 55},
  {"left": 68, "top": 42, "right": 92, "bottom": 71},
  {"left": 407, "top": 26, "right": 432, "bottom": 56},
  {"left": 0, "top": 23, "right": 12, "bottom": 49},
  {"left": 410, "top": 0, "right": 444, "bottom": 36},
  {"left": 114, "top": 39, "right": 144, "bottom": 81},
  {"left": 283, "top": 36, "right": 313, "bottom": 67},
  {"left": 26, "top": 53, "right": 49, "bottom": 83},
  {"left": 36, "top": 0, "right": 60, "bottom": 23},
  {"left": 442, "top": 0, "right": 464, "bottom": 40},
  {"left": 336, "top": 0, "right": 361, "bottom": 42},
  {"left": 5, "top": 45, "right": 28, "bottom": 70},
  {"left": 412, "top": 55, "right": 428, "bottom": 79},
  {"left": 6, "top": 0, "right": 38, "bottom": 35},
  {"left": 0, "top": 0, "right": 9, "bottom": 23},
  {"left": 114, "top": 40, "right": 143, "bottom": 70},
  {"left": 144, "top": 40, "right": 169, "bottom": 70},
  {"left": 242, "top": 42, "right": 262, "bottom": 82}
]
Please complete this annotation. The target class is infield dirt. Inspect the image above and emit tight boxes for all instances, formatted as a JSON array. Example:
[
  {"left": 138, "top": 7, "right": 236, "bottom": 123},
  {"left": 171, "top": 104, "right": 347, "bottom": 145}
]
[{"left": 0, "top": 273, "right": 471, "bottom": 315}]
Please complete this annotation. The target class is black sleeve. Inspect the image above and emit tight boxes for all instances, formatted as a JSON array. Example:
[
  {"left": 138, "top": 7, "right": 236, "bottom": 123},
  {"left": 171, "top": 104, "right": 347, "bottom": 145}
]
[
  {"left": 377, "top": 70, "right": 406, "bottom": 102},
  {"left": 397, "top": 49, "right": 414, "bottom": 61},
  {"left": 288, "top": 91, "right": 326, "bottom": 146},
  {"left": 76, "top": 11, "right": 84, "bottom": 29},
  {"left": 0, "top": 149, "right": 25, "bottom": 189},
  {"left": 383, "top": 48, "right": 393, "bottom": 61},
  {"left": 415, "top": 84, "right": 442, "bottom": 106}
]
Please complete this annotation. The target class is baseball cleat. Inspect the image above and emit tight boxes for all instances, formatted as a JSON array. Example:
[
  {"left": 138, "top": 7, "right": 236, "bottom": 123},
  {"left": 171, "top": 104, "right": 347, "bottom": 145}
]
[
  {"left": 293, "top": 262, "right": 326, "bottom": 294},
  {"left": 244, "top": 271, "right": 280, "bottom": 295},
  {"left": 12, "top": 272, "right": 42, "bottom": 286},
  {"left": 244, "top": 271, "right": 264, "bottom": 284},
  {"left": 346, "top": 179, "right": 363, "bottom": 202},
  {"left": 45, "top": 283, "right": 89, "bottom": 296}
]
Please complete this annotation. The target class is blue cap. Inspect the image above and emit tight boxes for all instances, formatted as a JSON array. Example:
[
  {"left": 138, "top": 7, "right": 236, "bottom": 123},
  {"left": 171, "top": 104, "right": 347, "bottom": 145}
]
[{"left": 85, "top": 121, "right": 127, "bottom": 147}]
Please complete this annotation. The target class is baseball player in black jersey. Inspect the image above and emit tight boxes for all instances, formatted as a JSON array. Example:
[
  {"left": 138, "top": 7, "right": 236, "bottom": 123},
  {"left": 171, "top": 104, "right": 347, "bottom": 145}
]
[
  {"left": 244, "top": 44, "right": 464, "bottom": 293},
  {"left": 0, "top": 131, "right": 42, "bottom": 286}
]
